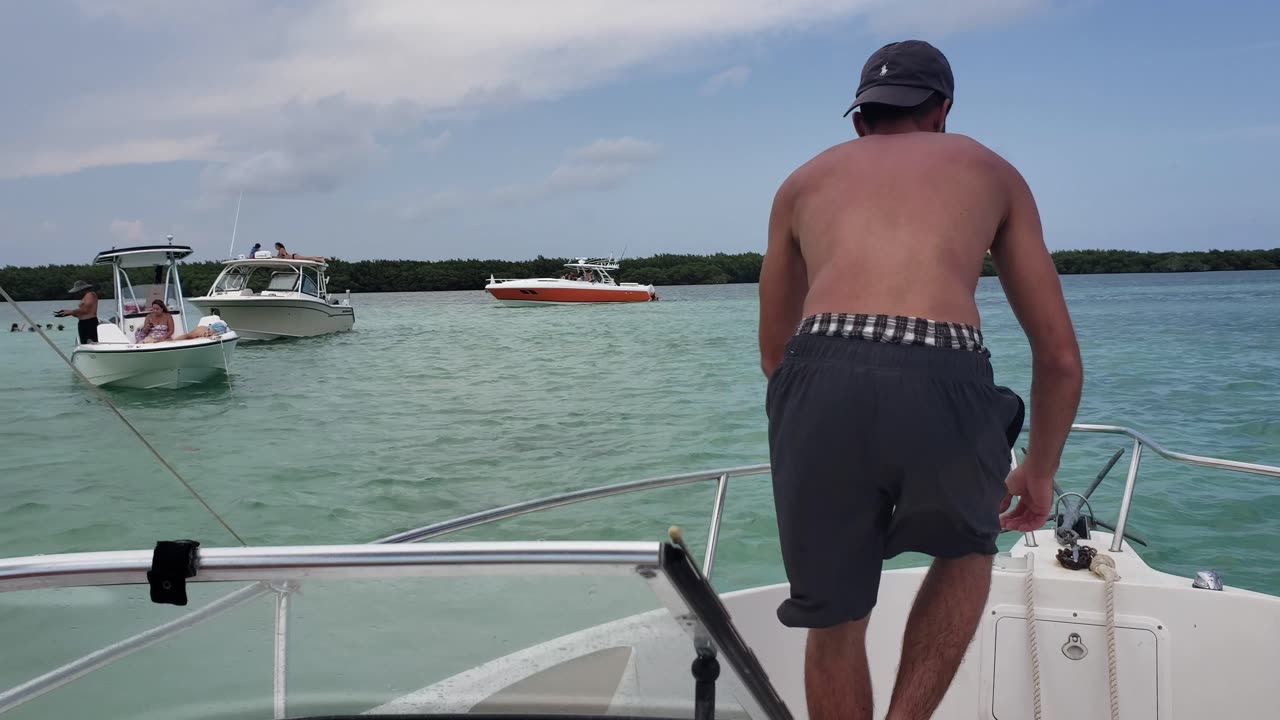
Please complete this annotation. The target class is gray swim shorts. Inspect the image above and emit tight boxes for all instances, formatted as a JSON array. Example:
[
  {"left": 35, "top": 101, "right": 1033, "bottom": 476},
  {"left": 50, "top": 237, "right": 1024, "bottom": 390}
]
[{"left": 766, "top": 314, "right": 1024, "bottom": 628}]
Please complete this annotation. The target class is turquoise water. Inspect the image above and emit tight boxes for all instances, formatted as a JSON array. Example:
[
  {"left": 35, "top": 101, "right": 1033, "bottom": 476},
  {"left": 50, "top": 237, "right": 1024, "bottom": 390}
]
[{"left": 1, "top": 272, "right": 1278, "bottom": 718}]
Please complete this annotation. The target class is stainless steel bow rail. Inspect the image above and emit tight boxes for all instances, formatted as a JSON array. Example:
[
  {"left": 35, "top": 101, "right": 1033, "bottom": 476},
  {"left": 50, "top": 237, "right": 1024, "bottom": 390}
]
[{"left": 1, "top": 425, "right": 1277, "bottom": 717}]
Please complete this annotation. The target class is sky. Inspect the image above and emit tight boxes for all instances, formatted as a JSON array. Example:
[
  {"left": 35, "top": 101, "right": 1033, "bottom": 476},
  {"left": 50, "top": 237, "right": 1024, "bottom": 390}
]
[{"left": 1, "top": 0, "right": 1278, "bottom": 267}]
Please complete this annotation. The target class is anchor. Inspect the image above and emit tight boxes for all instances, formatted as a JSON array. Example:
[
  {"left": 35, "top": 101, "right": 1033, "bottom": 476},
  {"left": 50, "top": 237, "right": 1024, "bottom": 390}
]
[{"left": 1021, "top": 446, "right": 1150, "bottom": 551}]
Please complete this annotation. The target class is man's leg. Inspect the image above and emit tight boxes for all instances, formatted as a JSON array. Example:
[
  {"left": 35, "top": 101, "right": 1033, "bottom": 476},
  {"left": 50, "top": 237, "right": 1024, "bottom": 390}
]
[
  {"left": 885, "top": 553, "right": 991, "bottom": 720},
  {"left": 805, "top": 616, "right": 872, "bottom": 720}
]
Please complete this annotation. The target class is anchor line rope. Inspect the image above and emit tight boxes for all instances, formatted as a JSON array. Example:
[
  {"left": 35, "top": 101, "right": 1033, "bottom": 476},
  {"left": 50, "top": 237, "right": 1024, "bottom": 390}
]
[
  {"left": 1090, "top": 554, "right": 1122, "bottom": 720},
  {"left": 1023, "top": 561, "right": 1044, "bottom": 720},
  {"left": 1025, "top": 546, "right": 1123, "bottom": 720},
  {"left": 0, "top": 284, "right": 246, "bottom": 546},
  {"left": 218, "top": 333, "right": 233, "bottom": 393}
]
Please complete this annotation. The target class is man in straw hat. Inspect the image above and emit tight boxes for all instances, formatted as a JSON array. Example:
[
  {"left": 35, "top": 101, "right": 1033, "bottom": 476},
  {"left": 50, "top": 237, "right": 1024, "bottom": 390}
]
[{"left": 55, "top": 280, "right": 100, "bottom": 344}]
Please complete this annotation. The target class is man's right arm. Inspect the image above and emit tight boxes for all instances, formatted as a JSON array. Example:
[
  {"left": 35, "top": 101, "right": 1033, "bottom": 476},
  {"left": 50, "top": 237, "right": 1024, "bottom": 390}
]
[
  {"left": 758, "top": 176, "right": 808, "bottom": 379},
  {"left": 990, "top": 161, "right": 1083, "bottom": 485}
]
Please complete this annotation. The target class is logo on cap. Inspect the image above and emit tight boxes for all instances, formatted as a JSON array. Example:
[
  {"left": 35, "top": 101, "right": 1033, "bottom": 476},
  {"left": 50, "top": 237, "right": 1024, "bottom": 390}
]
[{"left": 880, "top": 63, "right": 888, "bottom": 77}]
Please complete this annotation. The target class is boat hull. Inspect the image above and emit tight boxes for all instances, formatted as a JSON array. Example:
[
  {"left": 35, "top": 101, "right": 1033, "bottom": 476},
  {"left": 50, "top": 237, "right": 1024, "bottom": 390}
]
[
  {"left": 485, "top": 281, "right": 656, "bottom": 306},
  {"left": 70, "top": 336, "right": 239, "bottom": 389},
  {"left": 188, "top": 297, "right": 354, "bottom": 341}
]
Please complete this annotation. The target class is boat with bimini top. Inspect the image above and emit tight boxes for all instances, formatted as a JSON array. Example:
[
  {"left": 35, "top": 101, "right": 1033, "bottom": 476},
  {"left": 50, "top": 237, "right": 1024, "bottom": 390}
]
[
  {"left": 188, "top": 251, "right": 355, "bottom": 341},
  {"left": 68, "top": 243, "right": 238, "bottom": 389},
  {"left": 485, "top": 257, "right": 658, "bottom": 306}
]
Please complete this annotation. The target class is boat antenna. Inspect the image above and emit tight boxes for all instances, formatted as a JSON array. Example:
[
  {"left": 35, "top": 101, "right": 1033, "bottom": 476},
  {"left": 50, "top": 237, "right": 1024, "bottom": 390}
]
[
  {"left": 0, "top": 283, "right": 248, "bottom": 547},
  {"left": 227, "top": 191, "right": 243, "bottom": 259}
]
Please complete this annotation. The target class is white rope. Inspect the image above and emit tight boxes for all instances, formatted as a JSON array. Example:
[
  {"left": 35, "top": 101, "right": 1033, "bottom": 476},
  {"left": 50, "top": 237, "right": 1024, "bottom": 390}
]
[
  {"left": 218, "top": 334, "right": 233, "bottom": 393},
  {"left": 1023, "top": 556, "right": 1044, "bottom": 720},
  {"left": 1090, "top": 553, "right": 1121, "bottom": 720}
]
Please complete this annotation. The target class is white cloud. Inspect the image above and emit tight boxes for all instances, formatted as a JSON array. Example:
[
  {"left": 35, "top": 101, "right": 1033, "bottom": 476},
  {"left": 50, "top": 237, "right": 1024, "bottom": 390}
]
[
  {"left": 1204, "top": 124, "right": 1280, "bottom": 141},
  {"left": 544, "top": 137, "right": 662, "bottom": 193},
  {"left": 399, "top": 136, "right": 662, "bottom": 220},
  {"left": 0, "top": 136, "right": 219, "bottom": 180},
  {"left": 863, "top": 0, "right": 1047, "bottom": 35},
  {"left": 109, "top": 220, "right": 145, "bottom": 243},
  {"left": 3, "top": 1, "right": 1044, "bottom": 186},
  {"left": 700, "top": 65, "right": 751, "bottom": 96},
  {"left": 397, "top": 190, "right": 468, "bottom": 221},
  {"left": 420, "top": 130, "right": 452, "bottom": 154}
]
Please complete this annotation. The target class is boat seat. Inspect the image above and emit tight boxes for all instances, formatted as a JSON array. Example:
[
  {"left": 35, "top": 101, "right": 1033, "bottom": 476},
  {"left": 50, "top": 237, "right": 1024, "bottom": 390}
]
[
  {"left": 239, "top": 288, "right": 254, "bottom": 296},
  {"left": 95, "top": 323, "right": 130, "bottom": 344}
]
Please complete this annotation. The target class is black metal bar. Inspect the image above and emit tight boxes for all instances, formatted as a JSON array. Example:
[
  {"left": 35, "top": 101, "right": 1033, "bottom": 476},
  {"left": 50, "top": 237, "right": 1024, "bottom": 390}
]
[
  {"left": 1083, "top": 448, "right": 1126, "bottom": 500},
  {"left": 692, "top": 652, "right": 720, "bottom": 720},
  {"left": 659, "top": 543, "right": 794, "bottom": 720}
]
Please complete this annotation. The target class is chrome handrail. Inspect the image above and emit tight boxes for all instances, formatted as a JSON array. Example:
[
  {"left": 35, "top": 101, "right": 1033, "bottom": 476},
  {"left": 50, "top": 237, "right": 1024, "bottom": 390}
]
[
  {"left": 2, "top": 425, "right": 1276, "bottom": 716},
  {"left": 381, "top": 463, "right": 770, "bottom": 545},
  {"left": 0, "top": 542, "right": 665, "bottom": 593},
  {"left": 1056, "top": 424, "right": 1280, "bottom": 551}
]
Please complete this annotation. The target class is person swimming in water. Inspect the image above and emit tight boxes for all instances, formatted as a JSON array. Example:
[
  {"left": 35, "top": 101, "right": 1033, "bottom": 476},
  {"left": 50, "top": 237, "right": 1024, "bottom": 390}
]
[{"left": 274, "top": 242, "right": 326, "bottom": 263}]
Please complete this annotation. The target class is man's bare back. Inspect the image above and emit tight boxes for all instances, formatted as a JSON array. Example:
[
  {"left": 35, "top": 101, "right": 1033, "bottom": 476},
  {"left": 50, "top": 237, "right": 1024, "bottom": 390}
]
[{"left": 788, "top": 132, "right": 1011, "bottom": 327}]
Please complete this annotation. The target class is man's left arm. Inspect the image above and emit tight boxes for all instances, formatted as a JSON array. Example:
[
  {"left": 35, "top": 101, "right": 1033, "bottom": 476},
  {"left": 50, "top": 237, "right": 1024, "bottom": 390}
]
[{"left": 758, "top": 179, "right": 807, "bottom": 379}]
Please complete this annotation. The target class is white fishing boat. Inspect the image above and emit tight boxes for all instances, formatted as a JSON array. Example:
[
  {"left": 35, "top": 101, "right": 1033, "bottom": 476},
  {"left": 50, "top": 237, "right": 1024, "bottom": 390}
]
[
  {"left": 69, "top": 244, "right": 239, "bottom": 389},
  {"left": 0, "top": 424, "right": 1276, "bottom": 719},
  {"left": 485, "top": 257, "right": 658, "bottom": 306},
  {"left": 188, "top": 253, "right": 355, "bottom": 341}
]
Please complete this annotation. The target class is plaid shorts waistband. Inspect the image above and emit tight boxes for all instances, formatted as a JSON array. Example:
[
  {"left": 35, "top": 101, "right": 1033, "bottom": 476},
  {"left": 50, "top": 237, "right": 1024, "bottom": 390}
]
[{"left": 796, "top": 313, "right": 987, "bottom": 354}]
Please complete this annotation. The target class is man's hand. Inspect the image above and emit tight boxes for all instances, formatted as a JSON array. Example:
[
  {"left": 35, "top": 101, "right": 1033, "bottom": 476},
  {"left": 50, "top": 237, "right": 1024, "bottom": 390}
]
[
  {"left": 999, "top": 464, "right": 1053, "bottom": 532},
  {"left": 54, "top": 310, "right": 67, "bottom": 317}
]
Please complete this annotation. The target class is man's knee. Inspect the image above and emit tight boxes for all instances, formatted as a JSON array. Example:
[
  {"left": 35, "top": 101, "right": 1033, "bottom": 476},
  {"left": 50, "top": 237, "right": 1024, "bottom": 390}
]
[
  {"left": 809, "top": 616, "right": 870, "bottom": 650},
  {"left": 932, "top": 552, "right": 995, "bottom": 575}
]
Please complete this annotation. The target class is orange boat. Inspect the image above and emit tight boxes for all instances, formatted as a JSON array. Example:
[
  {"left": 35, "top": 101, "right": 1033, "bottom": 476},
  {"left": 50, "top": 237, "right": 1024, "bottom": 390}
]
[{"left": 484, "top": 258, "right": 658, "bottom": 306}]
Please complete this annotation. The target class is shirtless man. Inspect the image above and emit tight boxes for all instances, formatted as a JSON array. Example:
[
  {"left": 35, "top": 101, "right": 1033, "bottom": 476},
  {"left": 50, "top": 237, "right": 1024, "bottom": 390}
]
[
  {"left": 759, "top": 41, "right": 1082, "bottom": 719},
  {"left": 55, "top": 280, "right": 101, "bottom": 344}
]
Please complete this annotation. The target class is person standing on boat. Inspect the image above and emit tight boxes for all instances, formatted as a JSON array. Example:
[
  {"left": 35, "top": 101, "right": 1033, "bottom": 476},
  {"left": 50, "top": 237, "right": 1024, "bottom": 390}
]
[
  {"left": 759, "top": 40, "right": 1082, "bottom": 720},
  {"left": 54, "top": 280, "right": 100, "bottom": 344}
]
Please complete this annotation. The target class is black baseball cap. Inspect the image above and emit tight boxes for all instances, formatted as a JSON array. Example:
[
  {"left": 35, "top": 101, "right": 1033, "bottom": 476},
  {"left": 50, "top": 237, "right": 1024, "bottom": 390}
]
[{"left": 843, "top": 40, "right": 954, "bottom": 117}]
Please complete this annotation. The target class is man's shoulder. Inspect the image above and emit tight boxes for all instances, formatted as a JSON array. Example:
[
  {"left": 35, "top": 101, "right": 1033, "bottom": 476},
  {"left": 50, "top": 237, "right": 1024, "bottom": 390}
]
[
  {"left": 944, "top": 134, "right": 1020, "bottom": 174},
  {"left": 931, "top": 133, "right": 1009, "bottom": 167},
  {"left": 777, "top": 140, "right": 858, "bottom": 193}
]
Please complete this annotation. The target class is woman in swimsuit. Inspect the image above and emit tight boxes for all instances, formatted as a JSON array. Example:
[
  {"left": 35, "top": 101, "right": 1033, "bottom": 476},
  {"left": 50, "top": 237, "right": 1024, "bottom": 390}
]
[
  {"left": 171, "top": 320, "right": 230, "bottom": 341},
  {"left": 274, "top": 242, "right": 326, "bottom": 263},
  {"left": 138, "top": 299, "right": 175, "bottom": 343}
]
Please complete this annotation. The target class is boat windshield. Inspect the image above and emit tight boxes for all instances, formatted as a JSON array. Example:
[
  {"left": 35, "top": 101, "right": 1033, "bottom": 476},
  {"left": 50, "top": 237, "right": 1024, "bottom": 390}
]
[
  {"left": 117, "top": 265, "right": 181, "bottom": 317},
  {"left": 214, "top": 268, "right": 250, "bottom": 294},
  {"left": 267, "top": 271, "right": 300, "bottom": 292},
  {"left": 0, "top": 543, "right": 785, "bottom": 720}
]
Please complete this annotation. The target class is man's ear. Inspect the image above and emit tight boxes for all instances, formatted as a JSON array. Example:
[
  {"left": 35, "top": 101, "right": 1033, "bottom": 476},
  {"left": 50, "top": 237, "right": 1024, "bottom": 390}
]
[{"left": 853, "top": 111, "right": 869, "bottom": 137}]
